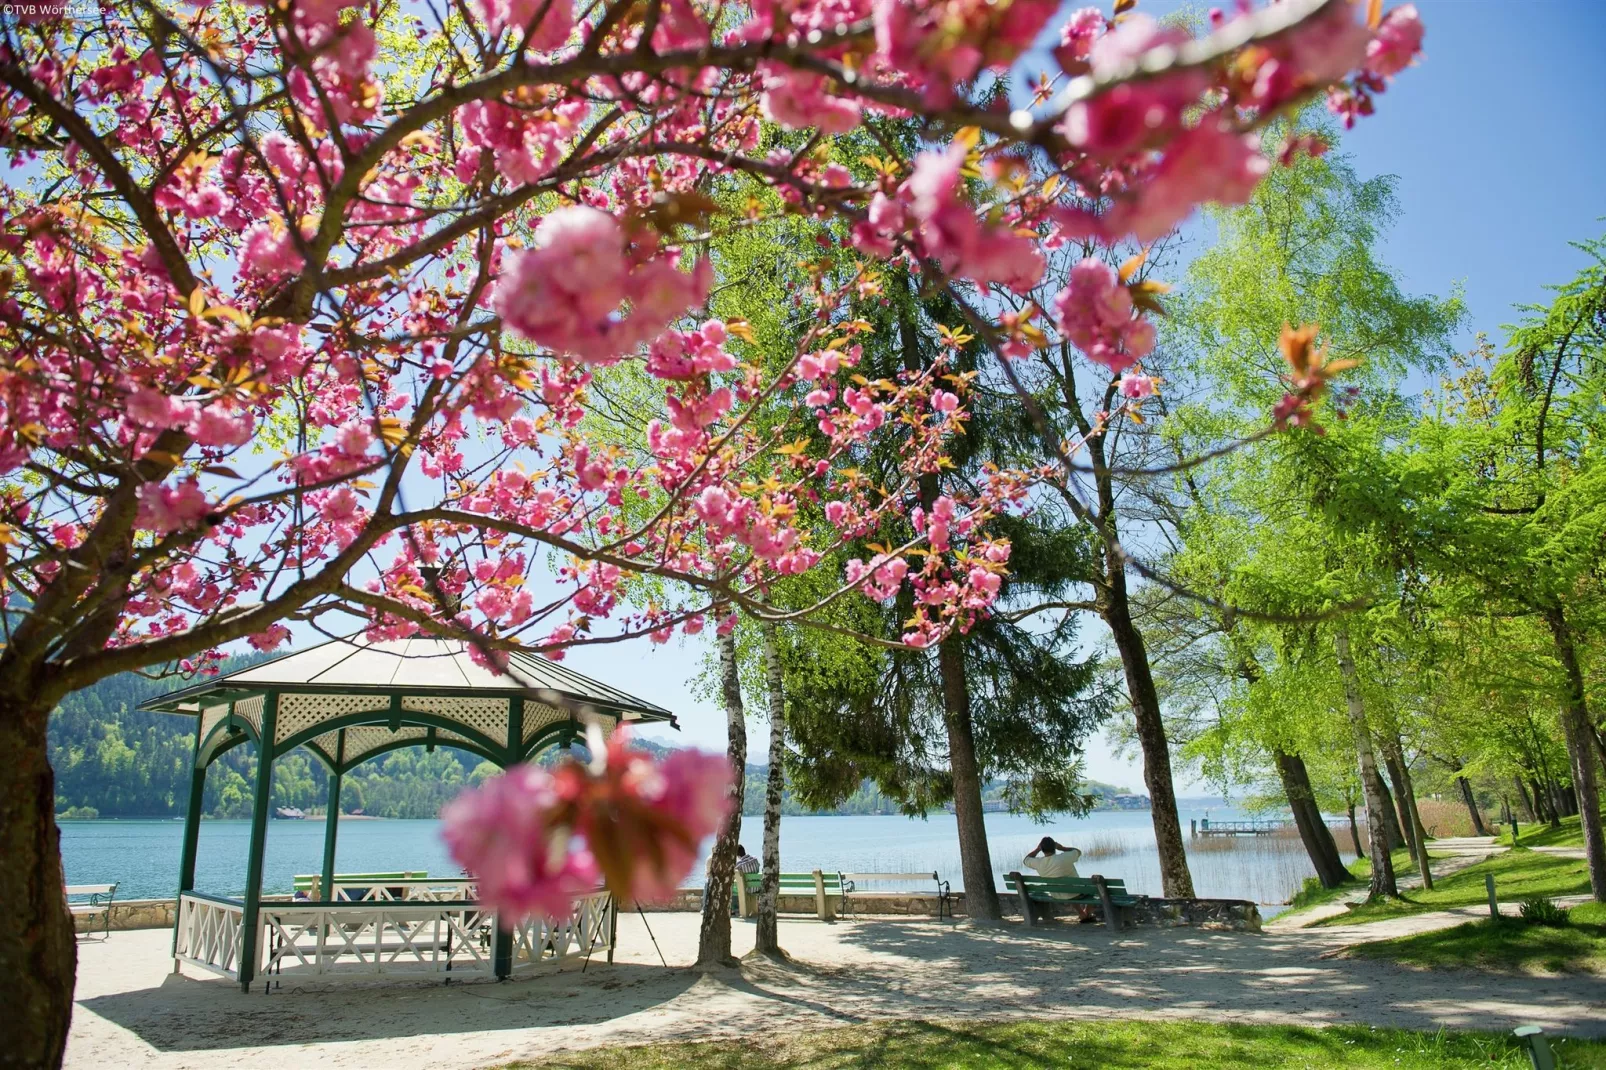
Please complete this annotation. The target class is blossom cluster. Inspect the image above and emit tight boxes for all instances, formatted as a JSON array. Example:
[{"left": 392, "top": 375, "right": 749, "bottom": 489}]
[
  {"left": 493, "top": 207, "right": 713, "bottom": 364},
  {"left": 442, "top": 728, "right": 733, "bottom": 917}
]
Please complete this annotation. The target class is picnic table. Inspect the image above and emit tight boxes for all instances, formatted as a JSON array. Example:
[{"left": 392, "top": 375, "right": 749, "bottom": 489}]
[
  {"left": 1003, "top": 872, "right": 1139, "bottom": 933},
  {"left": 292, "top": 871, "right": 428, "bottom": 901}
]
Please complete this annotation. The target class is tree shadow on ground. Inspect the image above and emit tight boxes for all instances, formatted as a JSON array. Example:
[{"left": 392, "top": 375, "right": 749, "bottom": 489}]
[
  {"left": 76, "top": 962, "right": 700, "bottom": 1052},
  {"left": 813, "top": 916, "right": 1606, "bottom": 1038}
]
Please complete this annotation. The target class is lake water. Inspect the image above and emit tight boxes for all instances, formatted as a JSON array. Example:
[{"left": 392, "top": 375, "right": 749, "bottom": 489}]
[{"left": 59, "top": 802, "right": 1355, "bottom": 908}]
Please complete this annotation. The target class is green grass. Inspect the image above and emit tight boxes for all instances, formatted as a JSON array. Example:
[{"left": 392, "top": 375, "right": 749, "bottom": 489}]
[
  {"left": 1347, "top": 902, "right": 1606, "bottom": 976},
  {"left": 1500, "top": 813, "right": 1598, "bottom": 849},
  {"left": 510, "top": 1019, "right": 1606, "bottom": 1069},
  {"left": 1280, "top": 848, "right": 1430, "bottom": 920},
  {"left": 1313, "top": 847, "right": 1593, "bottom": 927}
]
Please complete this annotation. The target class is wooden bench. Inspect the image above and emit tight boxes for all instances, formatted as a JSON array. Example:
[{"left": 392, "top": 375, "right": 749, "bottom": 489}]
[
  {"left": 733, "top": 870, "right": 846, "bottom": 921},
  {"left": 839, "top": 872, "right": 953, "bottom": 920},
  {"left": 66, "top": 883, "right": 118, "bottom": 938},
  {"left": 292, "top": 871, "right": 427, "bottom": 901},
  {"left": 1003, "top": 872, "right": 1139, "bottom": 933}
]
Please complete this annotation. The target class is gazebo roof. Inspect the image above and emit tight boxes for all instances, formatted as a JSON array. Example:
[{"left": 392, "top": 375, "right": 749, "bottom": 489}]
[
  {"left": 144, "top": 634, "right": 676, "bottom": 773},
  {"left": 146, "top": 634, "right": 675, "bottom": 720}
]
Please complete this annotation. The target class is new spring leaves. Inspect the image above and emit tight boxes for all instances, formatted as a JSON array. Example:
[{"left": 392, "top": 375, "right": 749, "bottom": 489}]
[{"left": 2, "top": 0, "right": 1420, "bottom": 916}]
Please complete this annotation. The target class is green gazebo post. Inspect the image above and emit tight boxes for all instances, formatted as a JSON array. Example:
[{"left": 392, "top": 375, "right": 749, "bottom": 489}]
[
  {"left": 319, "top": 730, "right": 346, "bottom": 903},
  {"left": 237, "top": 693, "right": 279, "bottom": 993},
  {"left": 172, "top": 720, "right": 208, "bottom": 960},
  {"left": 491, "top": 697, "right": 523, "bottom": 981}
]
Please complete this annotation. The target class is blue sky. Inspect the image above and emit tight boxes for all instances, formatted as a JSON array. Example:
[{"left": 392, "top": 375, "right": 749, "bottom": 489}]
[{"left": 626, "top": 0, "right": 1606, "bottom": 790}]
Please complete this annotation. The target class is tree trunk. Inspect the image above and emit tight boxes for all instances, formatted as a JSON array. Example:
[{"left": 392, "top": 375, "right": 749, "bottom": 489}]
[
  {"left": 1346, "top": 803, "right": 1363, "bottom": 858},
  {"left": 1383, "top": 751, "right": 1417, "bottom": 854},
  {"left": 1534, "top": 777, "right": 1560, "bottom": 827},
  {"left": 1514, "top": 777, "right": 1536, "bottom": 822},
  {"left": 937, "top": 634, "right": 1001, "bottom": 921},
  {"left": 755, "top": 623, "right": 787, "bottom": 958},
  {"left": 1274, "top": 749, "right": 1348, "bottom": 888},
  {"left": 0, "top": 696, "right": 76, "bottom": 1069},
  {"left": 1387, "top": 744, "right": 1433, "bottom": 891},
  {"left": 1369, "top": 761, "right": 1406, "bottom": 851},
  {"left": 1455, "top": 776, "right": 1490, "bottom": 836},
  {"left": 897, "top": 302, "right": 1001, "bottom": 921},
  {"left": 1104, "top": 590, "right": 1195, "bottom": 898},
  {"left": 1334, "top": 626, "right": 1397, "bottom": 900},
  {"left": 697, "top": 625, "right": 748, "bottom": 967},
  {"left": 1545, "top": 608, "right": 1606, "bottom": 902}
]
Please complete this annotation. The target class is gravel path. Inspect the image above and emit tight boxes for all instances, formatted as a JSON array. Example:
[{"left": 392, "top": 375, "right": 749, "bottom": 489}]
[{"left": 67, "top": 904, "right": 1606, "bottom": 1070}]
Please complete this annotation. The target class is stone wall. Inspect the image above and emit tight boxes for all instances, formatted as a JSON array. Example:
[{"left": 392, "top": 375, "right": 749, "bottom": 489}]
[
  {"left": 74, "top": 891, "right": 1260, "bottom": 933},
  {"left": 73, "top": 898, "right": 178, "bottom": 933},
  {"left": 996, "top": 893, "right": 1262, "bottom": 932}
]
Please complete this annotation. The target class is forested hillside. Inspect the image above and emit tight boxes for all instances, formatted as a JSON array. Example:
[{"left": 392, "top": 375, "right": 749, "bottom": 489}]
[
  {"left": 51, "top": 669, "right": 1132, "bottom": 820},
  {"left": 48, "top": 664, "right": 506, "bottom": 820}
]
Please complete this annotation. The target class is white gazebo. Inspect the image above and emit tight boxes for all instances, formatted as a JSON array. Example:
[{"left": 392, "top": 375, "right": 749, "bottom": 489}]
[{"left": 144, "top": 634, "right": 676, "bottom": 991}]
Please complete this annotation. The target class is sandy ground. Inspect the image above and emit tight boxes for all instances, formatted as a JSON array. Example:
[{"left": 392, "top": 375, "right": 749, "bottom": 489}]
[{"left": 67, "top": 903, "right": 1606, "bottom": 1070}]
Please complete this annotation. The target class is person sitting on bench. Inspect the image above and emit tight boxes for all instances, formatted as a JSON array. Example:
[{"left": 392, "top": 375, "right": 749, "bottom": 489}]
[
  {"left": 1024, "top": 837, "right": 1093, "bottom": 920},
  {"left": 1023, "top": 836, "right": 1081, "bottom": 877},
  {"left": 731, "top": 845, "right": 760, "bottom": 916}
]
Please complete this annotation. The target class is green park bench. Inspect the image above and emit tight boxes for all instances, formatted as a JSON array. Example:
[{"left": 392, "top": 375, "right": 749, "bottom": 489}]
[
  {"left": 292, "top": 871, "right": 427, "bottom": 901},
  {"left": 733, "top": 870, "right": 846, "bottom": 921},
  {"left": 1003, "top": 872, "right": 1139, "bottom": 933}
]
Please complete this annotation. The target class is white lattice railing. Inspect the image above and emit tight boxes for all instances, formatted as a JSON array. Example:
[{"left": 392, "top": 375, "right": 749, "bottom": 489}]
[
  {"left": 328, "top": 878, "right": 479, "bottom": 903},
  {"left": 255, "top": 890, "right": 613, "bottom": 984},
  {"left": 508, "top": 890, "right": 613, "bottom": 974},
  {"left": 176, "top": 890, "right": 613, "bottom": 986},
  {"left": 174, "top": 893, "right": 245, "bottom": 979},
  {"left": 261, "top": 902, "right": 498, "bottom": 980}
]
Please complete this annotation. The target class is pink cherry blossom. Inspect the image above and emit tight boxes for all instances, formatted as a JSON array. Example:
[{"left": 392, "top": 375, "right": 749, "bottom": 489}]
[
  {"left": 1053, "top": 258, "right": 1155, "bottom": 374},
  {"left": 1366, "top": 4, "right": 1424, "bottom": 79},
  {"left": 471, "top": 0, "right": 573, "bottom": 47},
  {"left": 1119, "top": 374, "right": 1156, "bottom": 399},
  {"left": 127, "top": 388, "right": 192, "bottom": 430},
  {"left": 759, "top": 65, "right": 862, "bottom": 134},
  {"left": 248, "top": 623, "right": 292, "bottom": 652},
  {"left": 1056, "top": 6, "right": 1105, "bottom": 68},
  {"left": 1102, "top": 118, "right": 1271, "bottom": 243},
  {"left": 187, "top": 405, "right": 255, "bottom": 448},
  {"left": 574, "top": 740, "right": 733, "bottom": 904},
  {"left": 135, "top": 480, "right": 211, "bottom": 533},
  {"left": 441, "top": 764, "right": 602, "bottom": 920},
  {"left": 493, "top": 207, "right": 710, "bottom": 363},
  {"left": 239, "top": 219, "right": 305, "bottom": 278}
]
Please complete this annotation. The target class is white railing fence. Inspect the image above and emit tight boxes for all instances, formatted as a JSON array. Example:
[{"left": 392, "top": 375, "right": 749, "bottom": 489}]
[
  {"left": 262, "top": 902, "right": 497, "bottom": 980},
  {"left": 508, "top": 890, "right": 613, "bottom": 974},
  {"left": 174, "top": 893, "right": 244, "bottom": 978},
  {"left": 175, "top": 889, "right": 613, "bottom": 987}
]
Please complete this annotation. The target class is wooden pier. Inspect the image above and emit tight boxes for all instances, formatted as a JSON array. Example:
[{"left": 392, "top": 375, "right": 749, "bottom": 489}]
[{"left": 1191, "top": 819, "right": 1281, "bottom": 838}]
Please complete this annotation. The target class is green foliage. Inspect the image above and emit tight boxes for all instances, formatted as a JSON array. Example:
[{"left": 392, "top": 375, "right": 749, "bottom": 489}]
[
  {"left": 508, "top": 1018, "right": 1606, "bottom": 1070},
  {"left": 1151, "top": 128, "right": 1464, "bottom": 818},
  {"left": 1520, "top": 896, "right": 1571, "bottom": 927}
]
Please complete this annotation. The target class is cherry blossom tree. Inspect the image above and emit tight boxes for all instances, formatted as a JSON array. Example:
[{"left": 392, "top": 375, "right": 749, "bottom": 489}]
[{"left": 0, "top": 0, "right": 1421, "bottom": 1061}]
